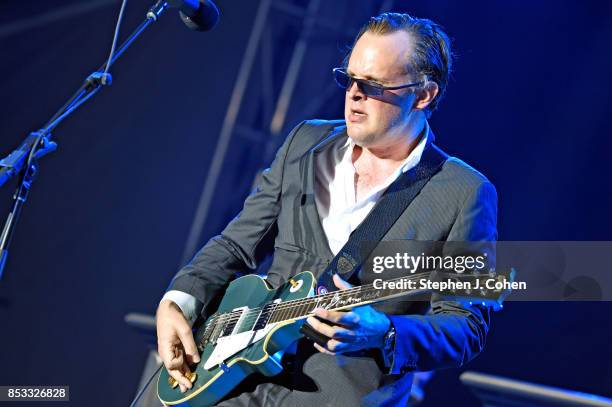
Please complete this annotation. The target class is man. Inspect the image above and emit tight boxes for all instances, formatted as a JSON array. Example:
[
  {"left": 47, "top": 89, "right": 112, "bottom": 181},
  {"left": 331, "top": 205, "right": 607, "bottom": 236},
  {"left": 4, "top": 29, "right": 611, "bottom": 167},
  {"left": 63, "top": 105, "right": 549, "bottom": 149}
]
[{"left": 156, "top": 12, "right": 497, "bottom": 406}]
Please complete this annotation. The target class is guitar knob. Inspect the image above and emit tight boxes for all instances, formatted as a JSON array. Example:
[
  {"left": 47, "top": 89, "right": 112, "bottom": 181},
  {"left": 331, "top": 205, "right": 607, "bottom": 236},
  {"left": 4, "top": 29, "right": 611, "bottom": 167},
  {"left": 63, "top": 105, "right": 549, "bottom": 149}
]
[
  {"left": 168, "top": 371, "right": 197, "bottom": 389},
  {"left": 186, "top": 371, "right": 198, "bottom": 383}
]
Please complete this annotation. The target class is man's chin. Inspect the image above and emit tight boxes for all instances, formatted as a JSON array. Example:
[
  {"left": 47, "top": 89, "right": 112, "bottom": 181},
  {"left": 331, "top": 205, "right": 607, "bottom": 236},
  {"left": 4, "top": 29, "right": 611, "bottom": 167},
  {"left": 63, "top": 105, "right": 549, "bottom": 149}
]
[{"left": 347, "top": 127, "right": 373, "bottom": 146}]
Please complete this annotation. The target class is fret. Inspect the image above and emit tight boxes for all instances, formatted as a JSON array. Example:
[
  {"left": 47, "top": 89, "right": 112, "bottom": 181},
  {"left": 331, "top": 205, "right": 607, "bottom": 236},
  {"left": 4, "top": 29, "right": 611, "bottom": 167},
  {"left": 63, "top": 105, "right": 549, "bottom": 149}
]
[
  {"left": 268, "top": 307, "right": 280, "bottom": 324},
  {"left": 262, "top": 275, "right": 424, "bottom": 326},
  {"left": 267, "top": 303, "right": 279, "bottom": 324},
  {"left": 306, "top": 298, "right": 315, "bottom": 315},
  {"left": 278, "top": 305, "right": 289, "bottom": 323},
  {"left": 286, "top": 304, "right": 295, "bottom": 320},
  {"left": 271, "top": 302, "right": 286, "bottom": 324},
  {"left": 298, "top": 298, "right": 311, "bottom": 318},
  {"left": 285, "top": 304, "right": 295, "bottom": 320},
  {"left": 283, "top": 302, "right": 291, "bottom": 321},
  {"left": 304, "top": 298, "right": 314, "bottom": 316},
  {"left": 289, "top": 303, "right": 300, "bottom": 320},
  {"left": 293, "top": 301, "right": 303, "bottom": 319}
]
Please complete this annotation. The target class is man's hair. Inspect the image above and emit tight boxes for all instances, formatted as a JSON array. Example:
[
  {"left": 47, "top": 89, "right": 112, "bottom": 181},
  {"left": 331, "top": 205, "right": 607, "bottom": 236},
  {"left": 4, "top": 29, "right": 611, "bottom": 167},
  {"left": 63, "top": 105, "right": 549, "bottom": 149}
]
[{"left": 347, "top": 12, "right": 453, "bottom": 117}]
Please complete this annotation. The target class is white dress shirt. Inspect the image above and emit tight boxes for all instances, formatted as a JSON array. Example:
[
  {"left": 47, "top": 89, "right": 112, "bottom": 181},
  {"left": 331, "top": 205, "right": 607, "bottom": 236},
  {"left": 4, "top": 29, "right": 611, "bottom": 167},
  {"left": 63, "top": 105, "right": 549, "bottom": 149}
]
[
  {"left": 314, "top": 127, "right": 429, "bottom": 255},
  {"left": 162, "top": 124, "right": 429, "bottom": 324}
]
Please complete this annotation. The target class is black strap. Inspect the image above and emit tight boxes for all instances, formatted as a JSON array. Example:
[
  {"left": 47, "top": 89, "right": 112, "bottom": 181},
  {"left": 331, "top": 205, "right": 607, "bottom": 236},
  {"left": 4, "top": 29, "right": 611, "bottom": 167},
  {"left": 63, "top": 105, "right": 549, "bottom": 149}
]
[{"left": 316, "top": 140, "right": 448, "bottom": 294}]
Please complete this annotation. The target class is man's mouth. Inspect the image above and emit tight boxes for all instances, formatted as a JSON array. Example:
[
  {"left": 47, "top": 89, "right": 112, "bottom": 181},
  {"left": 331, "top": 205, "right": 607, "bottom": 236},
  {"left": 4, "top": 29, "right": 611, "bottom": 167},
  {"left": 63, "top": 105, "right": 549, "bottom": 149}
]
[{"left": 349, "top": 108, "right": 367, "bottom": 123}]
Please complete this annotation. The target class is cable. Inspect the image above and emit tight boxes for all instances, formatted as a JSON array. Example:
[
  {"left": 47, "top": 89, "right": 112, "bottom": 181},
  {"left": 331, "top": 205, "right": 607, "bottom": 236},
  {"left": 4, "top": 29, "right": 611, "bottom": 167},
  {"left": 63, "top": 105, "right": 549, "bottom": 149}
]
[
  {"left": 104, "top": 0, "right": 128, "bottom": 76},
  {"left": 45, "top": 0, "right": 128, "bottom": 128},
  {"left": 43, "top": 86, "right": 101, "bottom": 134}
]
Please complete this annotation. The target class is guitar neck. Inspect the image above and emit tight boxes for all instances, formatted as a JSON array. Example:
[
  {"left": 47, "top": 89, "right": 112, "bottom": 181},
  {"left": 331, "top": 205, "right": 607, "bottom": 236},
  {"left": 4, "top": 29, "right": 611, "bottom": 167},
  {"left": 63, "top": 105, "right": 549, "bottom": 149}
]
[
  {"left": 267, "top": 274, "right": 427, "bottom": 324},
  {"left": 199, "top": 270, "right": 510, "bottom": 348}
]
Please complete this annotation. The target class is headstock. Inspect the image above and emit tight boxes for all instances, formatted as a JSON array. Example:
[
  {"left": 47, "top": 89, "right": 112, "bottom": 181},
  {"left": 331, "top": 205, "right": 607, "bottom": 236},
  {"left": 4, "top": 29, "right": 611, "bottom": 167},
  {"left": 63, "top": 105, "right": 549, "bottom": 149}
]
[{"left": 435, "top": 268, "right": 517, "bottom": 311}]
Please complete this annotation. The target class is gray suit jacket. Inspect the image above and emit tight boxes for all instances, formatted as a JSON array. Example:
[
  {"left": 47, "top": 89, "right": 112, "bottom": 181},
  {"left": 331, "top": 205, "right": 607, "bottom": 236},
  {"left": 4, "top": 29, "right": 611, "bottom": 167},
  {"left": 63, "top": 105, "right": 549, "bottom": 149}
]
[{"left": 168, "top": 119, "right": 498, "bottom": 406}]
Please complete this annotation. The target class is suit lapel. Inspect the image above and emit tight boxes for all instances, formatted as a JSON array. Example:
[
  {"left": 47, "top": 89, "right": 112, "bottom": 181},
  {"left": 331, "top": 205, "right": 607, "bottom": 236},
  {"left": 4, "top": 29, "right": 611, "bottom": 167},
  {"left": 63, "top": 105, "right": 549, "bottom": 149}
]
[
  {"left": 297, "top": 125, "right": 347, "bottom": 261},
  {"left": 317, "top": 137, "right": 449, "bottom": 289},
  {"left": 296, "top": 124, "right": 445, "bottom": 273}
]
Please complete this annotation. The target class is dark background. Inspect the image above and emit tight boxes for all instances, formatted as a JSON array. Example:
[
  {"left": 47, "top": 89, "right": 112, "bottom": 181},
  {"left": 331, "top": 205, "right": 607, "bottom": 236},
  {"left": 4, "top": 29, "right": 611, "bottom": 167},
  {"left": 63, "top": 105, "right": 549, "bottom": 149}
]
[{"left": 0, "top": 1, "right": 611, "bottom": 406}]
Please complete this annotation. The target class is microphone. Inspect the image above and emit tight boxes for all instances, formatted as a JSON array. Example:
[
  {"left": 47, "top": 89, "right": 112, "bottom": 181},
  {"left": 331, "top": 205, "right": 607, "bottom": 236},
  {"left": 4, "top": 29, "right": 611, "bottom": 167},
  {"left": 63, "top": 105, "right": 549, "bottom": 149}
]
[{"left": 167, "top": 0, "right": 220, "bottom": 31}]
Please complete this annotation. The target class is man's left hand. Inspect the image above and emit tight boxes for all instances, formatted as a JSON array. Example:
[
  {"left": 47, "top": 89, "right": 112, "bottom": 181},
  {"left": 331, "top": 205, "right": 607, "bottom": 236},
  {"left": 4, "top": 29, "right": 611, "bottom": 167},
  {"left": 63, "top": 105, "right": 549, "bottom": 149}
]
[{"left": 306, "top": 274, "right": 391, "bottom": 355}]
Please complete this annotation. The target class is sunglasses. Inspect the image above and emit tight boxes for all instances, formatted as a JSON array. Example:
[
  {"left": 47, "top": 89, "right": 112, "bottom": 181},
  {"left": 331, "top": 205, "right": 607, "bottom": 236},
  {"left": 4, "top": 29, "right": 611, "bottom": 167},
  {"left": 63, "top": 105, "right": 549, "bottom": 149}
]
[{"left": 333, "top": 68, "right": 423, "bottom": 97}]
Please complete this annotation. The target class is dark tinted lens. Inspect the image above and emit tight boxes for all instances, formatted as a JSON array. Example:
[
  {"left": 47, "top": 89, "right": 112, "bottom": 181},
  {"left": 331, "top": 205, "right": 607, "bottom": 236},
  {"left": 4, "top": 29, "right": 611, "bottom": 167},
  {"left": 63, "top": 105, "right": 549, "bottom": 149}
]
[
  {"left": 333, "top": 69, "right": 351, "bottom": 89},
  {"left": 333, "top": 69, "right": 384, "bottom": 96},
  {"left": 358, "top": 81, "right": 383, "bottom": 96}
]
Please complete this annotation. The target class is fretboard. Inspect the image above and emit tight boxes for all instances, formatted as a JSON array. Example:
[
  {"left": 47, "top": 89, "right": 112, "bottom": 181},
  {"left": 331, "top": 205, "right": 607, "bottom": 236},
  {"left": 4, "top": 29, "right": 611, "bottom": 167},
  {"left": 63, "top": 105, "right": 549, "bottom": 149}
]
[{"left": 267, "top": 274, "right": 427, "bottom": 324}]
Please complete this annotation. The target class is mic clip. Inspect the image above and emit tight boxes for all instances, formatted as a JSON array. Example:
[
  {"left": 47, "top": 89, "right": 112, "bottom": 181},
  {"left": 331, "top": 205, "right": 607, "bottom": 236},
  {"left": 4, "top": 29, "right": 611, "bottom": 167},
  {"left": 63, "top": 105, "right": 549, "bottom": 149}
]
[{"left": 86, "top": 72, "right": 113, "bottom": 87}]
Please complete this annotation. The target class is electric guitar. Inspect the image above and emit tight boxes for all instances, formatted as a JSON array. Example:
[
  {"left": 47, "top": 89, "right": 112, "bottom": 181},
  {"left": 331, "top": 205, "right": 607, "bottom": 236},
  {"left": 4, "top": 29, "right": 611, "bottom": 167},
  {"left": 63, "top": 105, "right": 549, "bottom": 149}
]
[{"left": 157, "top": 270, "right": 514, "bottom": 406}]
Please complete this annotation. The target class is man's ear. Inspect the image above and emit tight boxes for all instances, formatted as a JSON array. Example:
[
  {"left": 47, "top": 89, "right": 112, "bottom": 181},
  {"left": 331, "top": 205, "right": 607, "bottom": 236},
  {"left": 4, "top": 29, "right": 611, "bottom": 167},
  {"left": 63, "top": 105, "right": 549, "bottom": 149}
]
[{"left": 414, "top": 81, "right": 439, "bottom": 111}]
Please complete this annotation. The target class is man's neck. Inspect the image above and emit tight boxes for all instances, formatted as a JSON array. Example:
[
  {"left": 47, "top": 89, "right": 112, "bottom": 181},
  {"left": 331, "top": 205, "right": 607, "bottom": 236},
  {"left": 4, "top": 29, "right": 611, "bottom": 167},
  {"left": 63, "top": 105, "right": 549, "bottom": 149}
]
[
  {"left": 352, "top": 119, "right": 427, "bottom": 169},
  {"left": 351, "top": 120, "right": 428, "bottom": 201}
]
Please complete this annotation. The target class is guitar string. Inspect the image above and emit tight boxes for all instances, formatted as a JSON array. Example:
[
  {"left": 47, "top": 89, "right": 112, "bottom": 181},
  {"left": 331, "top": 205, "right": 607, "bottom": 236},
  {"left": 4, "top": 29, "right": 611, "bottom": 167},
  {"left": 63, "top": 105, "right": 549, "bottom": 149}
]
[
  {"left": 203, "top": 272, "right": 493, "bottom": 339},
  {"left": 266, "top": 276, "right": 428, "bottom": 321},
  {"left": 200, "top": 273, "right": 495, "bottom": 348},
  {"left": 239, "top": 272, "right": 439, "bottom": 317},
  {"left": 204, "top": 273, "right": 431, "bottom": 332},
  {"left": 254, "top": 270, "right": 493, "bottom": 318},
  {"left": 205, "top": 283, "right": 389, "bottom": 328},
  {"left": 198, "top": 277, "right": 425, "bottom": 346},
  {"left": 201, "top": 283, "right": 387, "bottom": 340},
  {"left": 205, "top": 272, "right": 458, "bottom": 329}
]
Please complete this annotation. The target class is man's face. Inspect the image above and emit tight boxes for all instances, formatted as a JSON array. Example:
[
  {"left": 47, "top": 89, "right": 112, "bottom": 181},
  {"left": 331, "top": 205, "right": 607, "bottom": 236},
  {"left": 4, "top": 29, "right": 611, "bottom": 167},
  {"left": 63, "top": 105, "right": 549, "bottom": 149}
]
[{"left": 345, "top": 30, "right": 419, "bottom": 148}]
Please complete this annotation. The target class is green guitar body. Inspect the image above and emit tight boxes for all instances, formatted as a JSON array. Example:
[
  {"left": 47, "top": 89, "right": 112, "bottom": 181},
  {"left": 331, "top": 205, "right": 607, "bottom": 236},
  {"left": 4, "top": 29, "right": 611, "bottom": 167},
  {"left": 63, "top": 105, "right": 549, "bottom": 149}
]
[{"left": 157, "top": 271, "right": 316, "bottom": 406}]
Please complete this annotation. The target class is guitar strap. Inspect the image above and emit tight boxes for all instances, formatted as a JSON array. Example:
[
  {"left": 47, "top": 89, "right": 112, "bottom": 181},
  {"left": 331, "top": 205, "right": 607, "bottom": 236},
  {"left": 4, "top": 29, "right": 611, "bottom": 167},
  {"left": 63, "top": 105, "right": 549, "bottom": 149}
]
[{"left": 315, "top": 136, "right": 449, "bottom": 294}]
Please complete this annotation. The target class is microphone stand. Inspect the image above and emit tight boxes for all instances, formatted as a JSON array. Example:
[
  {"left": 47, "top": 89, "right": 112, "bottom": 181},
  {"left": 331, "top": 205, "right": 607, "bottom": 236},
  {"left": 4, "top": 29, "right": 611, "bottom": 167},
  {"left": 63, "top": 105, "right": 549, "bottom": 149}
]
[{"left": 0, "top": 1, "right": 170, "bottom": 280}]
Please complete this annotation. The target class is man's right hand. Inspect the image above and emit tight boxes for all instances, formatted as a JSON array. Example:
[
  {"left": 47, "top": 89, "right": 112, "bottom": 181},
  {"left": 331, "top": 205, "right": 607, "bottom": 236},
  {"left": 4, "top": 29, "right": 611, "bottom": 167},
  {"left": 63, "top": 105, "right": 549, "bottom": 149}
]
[{"left": 156, "top": 299, "right": 201, "bottom": 393}]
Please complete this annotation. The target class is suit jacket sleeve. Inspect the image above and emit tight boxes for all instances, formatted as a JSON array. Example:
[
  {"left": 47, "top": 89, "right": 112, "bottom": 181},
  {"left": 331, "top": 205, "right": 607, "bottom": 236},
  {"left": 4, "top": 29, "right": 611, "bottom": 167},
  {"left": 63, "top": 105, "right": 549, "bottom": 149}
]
[
  {"left": 165, "top": 121, "right": 306, "bottom": 316},
  {"left": 387, "top": 180, "right": 498, "bottom": 374}
]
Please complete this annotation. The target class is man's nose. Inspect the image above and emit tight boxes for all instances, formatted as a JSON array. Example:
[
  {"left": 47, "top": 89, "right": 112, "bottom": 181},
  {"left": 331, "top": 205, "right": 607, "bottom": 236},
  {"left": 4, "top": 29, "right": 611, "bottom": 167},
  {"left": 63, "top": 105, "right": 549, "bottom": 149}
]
[{"left": 347, "top": 80, "right": 365, "bottom": 100}]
